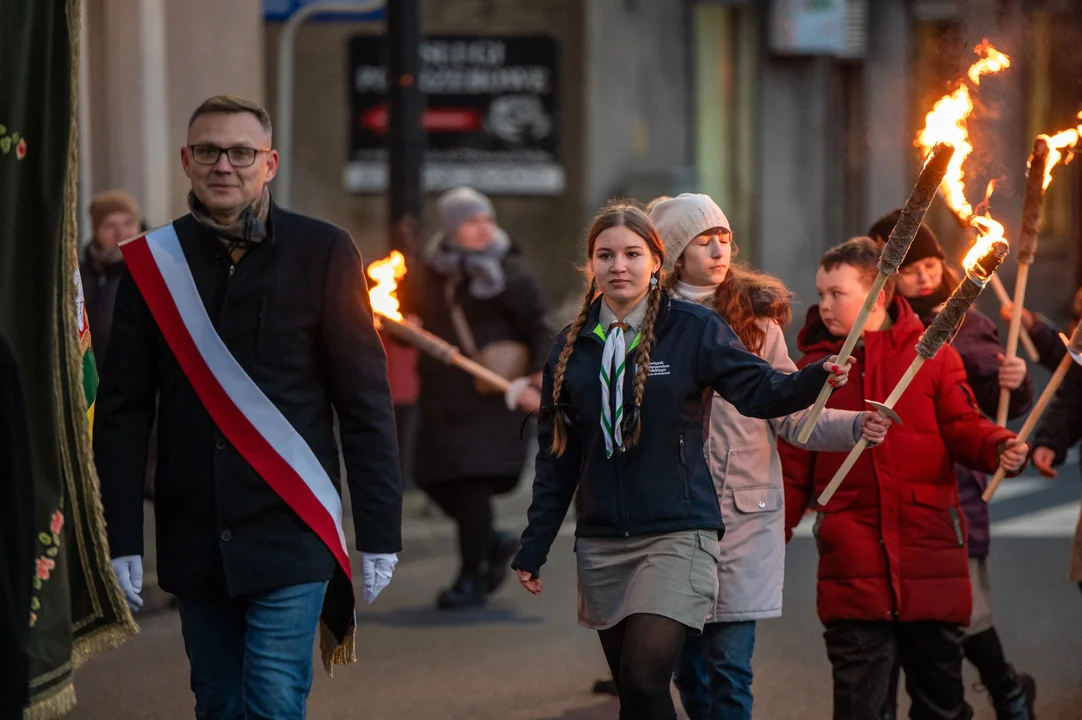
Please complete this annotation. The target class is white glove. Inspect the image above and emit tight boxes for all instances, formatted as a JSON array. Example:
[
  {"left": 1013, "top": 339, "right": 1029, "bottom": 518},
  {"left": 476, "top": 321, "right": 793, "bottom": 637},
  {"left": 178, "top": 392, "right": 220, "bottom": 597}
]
[
  {"left": 361, "top": 552, "right": 398, "bottom": 604},
  {"left": 111, "top": 555, "right": 144, "bottom": 612},
  {"left": 504, "top": 376, "right": 533, "bottom": 411}
]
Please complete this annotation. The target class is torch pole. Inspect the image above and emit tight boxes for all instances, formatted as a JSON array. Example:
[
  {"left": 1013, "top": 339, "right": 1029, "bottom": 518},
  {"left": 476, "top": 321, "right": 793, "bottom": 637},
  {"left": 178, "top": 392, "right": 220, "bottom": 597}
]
[
  {"left": 996, "top": 137, "right": 1050, "bottom": 426},
  {"left": 797, "top": 141, "right": 955, "bottom": 444},
  {"left": 817, "top": 239, "right": 1010, "bottom": 506},
  {"left": 984, "top": 325, "right": 1082, "bottom": 501},
  {"left": 996, "top": 265, "right": 1030, "bottom": 425},
  {"left": 375, "top": 313, "right": 511, "bottom": 393},
  {"left": 988, "top": 273, "right": 1040, "bottom": 362},
  {"left": 817, "top": 355, "right": 926, "bottom": 506},
  {"left": 983, "top": 351, "right": 1072, "bottom": 501}
]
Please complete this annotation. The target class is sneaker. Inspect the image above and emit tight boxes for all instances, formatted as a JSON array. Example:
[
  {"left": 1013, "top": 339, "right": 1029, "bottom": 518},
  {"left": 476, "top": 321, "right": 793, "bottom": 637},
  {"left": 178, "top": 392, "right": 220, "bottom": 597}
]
[{"left": 992, "top": 672, "right": 1036, "bottom": 720}]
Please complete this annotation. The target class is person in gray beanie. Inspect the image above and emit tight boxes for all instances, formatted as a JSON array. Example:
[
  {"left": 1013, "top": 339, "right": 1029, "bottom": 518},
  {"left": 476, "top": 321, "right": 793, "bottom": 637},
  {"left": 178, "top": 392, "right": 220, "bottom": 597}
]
[{"left": 399, "top": 187, "right": 554, "bottom": 609}]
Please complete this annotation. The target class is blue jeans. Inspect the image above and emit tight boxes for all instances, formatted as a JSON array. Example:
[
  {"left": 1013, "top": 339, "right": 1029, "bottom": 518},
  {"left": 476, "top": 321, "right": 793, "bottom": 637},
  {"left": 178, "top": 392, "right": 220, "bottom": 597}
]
[
  {"left": 176, "top": 581, "right": 326, "bottom": 720},
  {"left": 673, "top": 620, "right": 757, "bottom": 720}
]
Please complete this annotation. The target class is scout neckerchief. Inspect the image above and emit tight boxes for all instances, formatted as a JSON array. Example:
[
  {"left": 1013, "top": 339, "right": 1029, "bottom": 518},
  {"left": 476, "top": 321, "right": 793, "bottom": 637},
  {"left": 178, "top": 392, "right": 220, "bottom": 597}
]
[{"left": 597, "top": 298, "right": 647, "bottom": 458}]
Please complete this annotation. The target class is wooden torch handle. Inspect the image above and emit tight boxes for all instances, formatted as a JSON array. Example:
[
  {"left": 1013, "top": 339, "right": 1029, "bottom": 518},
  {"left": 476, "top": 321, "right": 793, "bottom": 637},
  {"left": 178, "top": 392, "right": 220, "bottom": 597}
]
[
  {"left": 798, "top": 272, "right": 888, "bottom": 444},
  {"left": 988, "top": 273, "right": 1039, "bottom": 362},
  {"left": 817, "top": 355, "right": 927, "bottom": 506},
  {"left": 983, "top": 350, "right": 1073, "bottom": 501},
  {"left": 996, "top": 264, "right": 1031, "bottom": 426}
]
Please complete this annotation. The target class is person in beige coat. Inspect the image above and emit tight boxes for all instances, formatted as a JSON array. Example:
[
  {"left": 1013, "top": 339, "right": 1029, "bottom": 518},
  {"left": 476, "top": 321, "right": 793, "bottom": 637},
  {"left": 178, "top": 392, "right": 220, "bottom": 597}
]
[{"left": 648, "top": 194, "right": 891, "bottom": 720}]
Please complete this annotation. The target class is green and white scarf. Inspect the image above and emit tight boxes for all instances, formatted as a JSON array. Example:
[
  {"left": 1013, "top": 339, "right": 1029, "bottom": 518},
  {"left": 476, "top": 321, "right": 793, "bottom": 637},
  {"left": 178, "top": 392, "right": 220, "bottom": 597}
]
[
  {"left": 596, "top": 297, "right": 647, "bottom": 458},
  {"left": 600, "top": 321, "right": 628, "bottom": 457}
]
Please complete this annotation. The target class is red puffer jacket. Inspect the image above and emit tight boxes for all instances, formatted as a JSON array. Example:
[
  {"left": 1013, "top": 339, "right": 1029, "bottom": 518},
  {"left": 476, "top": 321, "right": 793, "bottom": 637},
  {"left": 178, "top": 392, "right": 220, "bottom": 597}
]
[{"left": 780, "top": 298, "right": 1015, "bottom": 625}]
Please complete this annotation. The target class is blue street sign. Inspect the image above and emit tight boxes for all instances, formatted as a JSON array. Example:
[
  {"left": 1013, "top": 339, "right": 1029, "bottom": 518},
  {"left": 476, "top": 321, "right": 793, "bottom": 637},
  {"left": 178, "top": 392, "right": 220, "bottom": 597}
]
[{"left": 264, "top": 0, "right": 385, "bottom": 22}]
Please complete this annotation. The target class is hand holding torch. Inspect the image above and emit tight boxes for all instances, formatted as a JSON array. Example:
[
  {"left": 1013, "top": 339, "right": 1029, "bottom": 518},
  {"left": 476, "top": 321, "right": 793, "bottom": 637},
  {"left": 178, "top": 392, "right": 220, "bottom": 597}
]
[
  {"left": 798, "top": 142, "right": 955, "bottom": 444},
  {"left": 817, "top": 238, "right": 1009, "bottom": 506},
  {"left": 983, "top": 324, "right": 1082, "bottom": 501},
  {"left": 996, "top": 137, "right": 1050, "bottom": 425}
]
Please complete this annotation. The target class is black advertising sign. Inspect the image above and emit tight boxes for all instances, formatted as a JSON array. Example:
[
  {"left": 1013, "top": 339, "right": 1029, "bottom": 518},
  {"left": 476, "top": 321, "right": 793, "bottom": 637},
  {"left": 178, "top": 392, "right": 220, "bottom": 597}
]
[{"left": 346, "top": 35, "right": 563, "bottom": 195}]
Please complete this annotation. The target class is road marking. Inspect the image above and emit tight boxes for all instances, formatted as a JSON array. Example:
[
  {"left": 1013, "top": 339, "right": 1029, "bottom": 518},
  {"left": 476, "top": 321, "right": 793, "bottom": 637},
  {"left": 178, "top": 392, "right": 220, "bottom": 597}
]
[{"left": 992, "top": 501, "right": 1081, "bottom": 537}]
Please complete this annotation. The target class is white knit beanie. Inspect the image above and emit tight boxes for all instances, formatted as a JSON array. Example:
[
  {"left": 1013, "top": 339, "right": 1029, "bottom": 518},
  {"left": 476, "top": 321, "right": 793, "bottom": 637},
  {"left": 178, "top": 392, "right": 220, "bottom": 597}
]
[{"left": 649, "top": 193, "right": 730, "bottom": 271}]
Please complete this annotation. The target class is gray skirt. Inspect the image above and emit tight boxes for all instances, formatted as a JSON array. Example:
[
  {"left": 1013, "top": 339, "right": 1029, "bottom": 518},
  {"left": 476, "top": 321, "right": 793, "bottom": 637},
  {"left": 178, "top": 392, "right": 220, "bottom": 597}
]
[{"left": 575, "top": 529, "right": 720, "bottom": 633}]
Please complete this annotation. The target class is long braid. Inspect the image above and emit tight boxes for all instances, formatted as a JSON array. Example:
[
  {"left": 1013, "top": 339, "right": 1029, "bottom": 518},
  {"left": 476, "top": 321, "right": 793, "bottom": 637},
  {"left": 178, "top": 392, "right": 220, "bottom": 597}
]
[
  {"left": 625, "top": 280, "right": 663, "bottom": 449},
  {"left": 550, "top": 278, "right": 597, "bottom": 456}
]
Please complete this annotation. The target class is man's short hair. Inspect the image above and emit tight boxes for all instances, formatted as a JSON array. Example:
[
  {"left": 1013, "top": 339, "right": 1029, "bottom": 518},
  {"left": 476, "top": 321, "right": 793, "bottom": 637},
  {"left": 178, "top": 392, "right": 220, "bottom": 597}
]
[
  {"left": 188, "top": 95, "right": 273, "bottom": 139},
  {"left": 820, "top": 236, "right": 896, "bottom": 306}
]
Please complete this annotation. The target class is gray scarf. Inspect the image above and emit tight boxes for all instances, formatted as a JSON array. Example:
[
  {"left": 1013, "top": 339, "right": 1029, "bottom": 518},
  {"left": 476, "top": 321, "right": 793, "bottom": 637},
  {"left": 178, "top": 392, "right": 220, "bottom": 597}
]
[
  {"left": 188, "top": 186, "right": 270, "bottom": 262},
  {"left": 426, "top": 228, "right": 512, "bottom": 299}
]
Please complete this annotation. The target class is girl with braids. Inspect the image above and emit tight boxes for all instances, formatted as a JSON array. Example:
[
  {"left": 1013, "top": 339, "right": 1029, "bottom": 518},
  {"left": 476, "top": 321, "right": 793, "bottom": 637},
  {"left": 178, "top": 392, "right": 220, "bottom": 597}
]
[
  {"left": 650, "top": 194, "right": 892, "bottom": 720},
  {"left": 510, "top": 201, "right": 854, "bottom": 720}
]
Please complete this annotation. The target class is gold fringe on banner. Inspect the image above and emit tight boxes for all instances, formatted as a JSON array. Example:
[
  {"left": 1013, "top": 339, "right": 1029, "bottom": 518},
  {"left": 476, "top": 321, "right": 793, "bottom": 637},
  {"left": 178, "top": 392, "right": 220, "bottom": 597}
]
[
  {"left": 24, "top": 683, "right": 76, "bottom": 720},
  {"left": 319, "top": 621, "right": 357, "bottom": 677}
]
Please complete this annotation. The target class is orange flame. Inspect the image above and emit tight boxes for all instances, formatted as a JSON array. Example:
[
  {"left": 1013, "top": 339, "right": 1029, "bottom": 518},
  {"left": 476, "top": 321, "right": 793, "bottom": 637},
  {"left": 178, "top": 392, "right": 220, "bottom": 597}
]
[
  {"left": 916, "top": 86, "right": 975, "bottom": 219},
  {"left": 366, "top": 250, "right": 407, "bottom": 321},
  {"left": 1037, "top": 112, "right": 1082, "bottom": 189},
  {"left": 915, "top": 40, "right": 1012, "bottom": 275},
  {"left": 968, "top": 40, "right": 1011, "bottom": 85}
]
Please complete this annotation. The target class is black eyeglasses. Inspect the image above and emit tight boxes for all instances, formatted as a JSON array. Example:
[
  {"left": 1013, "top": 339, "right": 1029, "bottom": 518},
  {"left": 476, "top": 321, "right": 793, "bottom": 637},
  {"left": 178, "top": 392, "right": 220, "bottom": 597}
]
[{"left": 188, "top": 144, "right": 271, "bottom": 168}]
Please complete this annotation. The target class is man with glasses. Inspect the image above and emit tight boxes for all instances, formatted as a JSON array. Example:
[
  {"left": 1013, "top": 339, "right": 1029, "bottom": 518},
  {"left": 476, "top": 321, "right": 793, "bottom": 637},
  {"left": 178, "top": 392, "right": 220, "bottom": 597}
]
[{"left": 94, "top": 95, "right": 402, "bottom": 719}]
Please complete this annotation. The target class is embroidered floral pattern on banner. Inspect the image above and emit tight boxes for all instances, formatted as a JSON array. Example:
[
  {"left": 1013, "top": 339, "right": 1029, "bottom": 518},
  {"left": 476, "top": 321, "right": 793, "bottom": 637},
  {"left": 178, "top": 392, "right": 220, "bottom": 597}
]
[
  {"left": 30, "top": 511, "right": 65, "bottom": 627},
  {"left": 0, "top": 123, "right": 27, "bottom": 160}
]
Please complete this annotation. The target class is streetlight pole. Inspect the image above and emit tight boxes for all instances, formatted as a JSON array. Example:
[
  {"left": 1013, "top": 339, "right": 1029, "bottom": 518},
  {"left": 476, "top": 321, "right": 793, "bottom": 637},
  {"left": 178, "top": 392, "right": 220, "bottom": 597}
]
[
  {"left": 386, "top": 0, "right": 424, "bottom": 256},
  {"left": 275, "top": 0, "right": 386, "bottom": 209}
]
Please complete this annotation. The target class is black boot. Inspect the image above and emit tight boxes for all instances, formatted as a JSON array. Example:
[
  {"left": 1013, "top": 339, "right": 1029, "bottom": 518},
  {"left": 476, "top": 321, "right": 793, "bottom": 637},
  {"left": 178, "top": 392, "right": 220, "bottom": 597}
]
[
  {"left": 485, "top": 531, "right": 519, "bottom": 594},
  {"left": 990, "top": 669, "right": 1035, "bottom": 720},
  {"left": 436, "top": 575, "right": 485, "bottom": 610}
]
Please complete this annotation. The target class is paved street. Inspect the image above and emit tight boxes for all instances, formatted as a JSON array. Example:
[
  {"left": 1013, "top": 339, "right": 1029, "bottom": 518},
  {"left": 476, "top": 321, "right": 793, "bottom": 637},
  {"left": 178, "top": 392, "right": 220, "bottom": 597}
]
[{"left": 68, "top": 462, "right": 1082, "bottom": 719}]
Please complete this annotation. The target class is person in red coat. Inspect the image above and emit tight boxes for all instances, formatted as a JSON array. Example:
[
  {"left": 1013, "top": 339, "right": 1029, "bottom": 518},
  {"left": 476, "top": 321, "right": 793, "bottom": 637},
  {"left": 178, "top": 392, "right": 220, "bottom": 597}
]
[{"left": 779, "top": 237, "right": 1030, "bottom": 720}]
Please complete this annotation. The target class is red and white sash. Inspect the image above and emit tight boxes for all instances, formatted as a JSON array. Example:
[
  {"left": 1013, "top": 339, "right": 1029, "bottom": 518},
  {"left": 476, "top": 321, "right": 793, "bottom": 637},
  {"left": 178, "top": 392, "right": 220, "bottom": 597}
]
[{"left": 122, "top": 224, "right": 356, "bottom": 670}]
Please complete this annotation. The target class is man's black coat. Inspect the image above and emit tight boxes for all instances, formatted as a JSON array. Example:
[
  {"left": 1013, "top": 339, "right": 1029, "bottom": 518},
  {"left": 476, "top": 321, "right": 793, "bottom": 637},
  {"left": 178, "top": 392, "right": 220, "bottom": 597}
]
[{"left": 94, "top": 204, "right": 402, "bottom": 599}]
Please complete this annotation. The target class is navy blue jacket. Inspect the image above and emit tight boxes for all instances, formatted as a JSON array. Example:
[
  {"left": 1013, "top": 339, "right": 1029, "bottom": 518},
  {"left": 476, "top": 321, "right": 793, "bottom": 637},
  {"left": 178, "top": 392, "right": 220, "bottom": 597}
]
[{"left": 511, "top": 293, "right": 831, "bottom": 577}]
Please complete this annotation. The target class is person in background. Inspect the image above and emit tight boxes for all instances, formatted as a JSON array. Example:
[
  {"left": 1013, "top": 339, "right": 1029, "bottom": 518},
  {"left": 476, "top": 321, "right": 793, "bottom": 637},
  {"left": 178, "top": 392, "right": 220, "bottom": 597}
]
[
  {"left": 651, "top": 193, "right": 891, "bottom": 720},
  {"left": 780, "top": 236, "right": 1029, "bottom": 720},
  {"left": 868, "top": 211, "right": 1036, "bottom": 720},
  {"left": 80, "top": 190, "right": 141, "bottom": 369},
  {"left": 1007, "top": 287, "right": 1082, "bottom": 596},
  {"left": 999, "top": 286, "right": 1082, "bottom": 372},
  {"left": 400, "top": 187, "right": 551, "bottom": 610},
  {"left": 513, "top": 201, "right": 854, "bottom": 720},
  {"left": 378, "top": 217, "right": 422, "bottom": 492}
]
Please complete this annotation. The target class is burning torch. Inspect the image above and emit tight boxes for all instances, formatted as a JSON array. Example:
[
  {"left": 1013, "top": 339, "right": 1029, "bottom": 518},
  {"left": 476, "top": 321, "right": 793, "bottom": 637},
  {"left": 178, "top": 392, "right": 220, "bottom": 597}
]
[
  {"left": 996, "top": 137, "right": 1050, "bottom": 426},
  {"left": 817, "top": 236, "right": 1009, "bottom": 506},
  {"left": 797, "top": 141, "right": 955, "bottom": 444},
  {"left": 366, "top": 251, "right": 513, "bottom": 394},
  {"left": 983, "top": 324, "right": 1082, "bottom": 501}
]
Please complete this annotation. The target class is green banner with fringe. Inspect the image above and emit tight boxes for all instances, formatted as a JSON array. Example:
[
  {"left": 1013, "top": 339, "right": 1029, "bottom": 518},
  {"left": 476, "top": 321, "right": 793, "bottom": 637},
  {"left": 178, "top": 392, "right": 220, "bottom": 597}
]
[{"left": 0, "top": 1, "right": 138, "bottom": 717}]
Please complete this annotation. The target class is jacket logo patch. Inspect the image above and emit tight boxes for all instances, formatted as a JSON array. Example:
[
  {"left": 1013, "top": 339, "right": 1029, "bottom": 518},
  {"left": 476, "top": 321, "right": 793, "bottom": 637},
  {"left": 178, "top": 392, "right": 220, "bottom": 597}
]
[{"left": 648, "top": 361, "right": 671, "bottom": 377}]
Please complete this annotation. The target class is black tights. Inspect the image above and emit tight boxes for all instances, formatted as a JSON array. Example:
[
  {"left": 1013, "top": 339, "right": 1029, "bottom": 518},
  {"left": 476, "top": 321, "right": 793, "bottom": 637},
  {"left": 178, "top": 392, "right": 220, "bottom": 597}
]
[
  {"left": 425, "top": 480, "right": 494, "bottom": 577},
  {"left": 598, "top": 613, "right": 687, "bottom": 720}
]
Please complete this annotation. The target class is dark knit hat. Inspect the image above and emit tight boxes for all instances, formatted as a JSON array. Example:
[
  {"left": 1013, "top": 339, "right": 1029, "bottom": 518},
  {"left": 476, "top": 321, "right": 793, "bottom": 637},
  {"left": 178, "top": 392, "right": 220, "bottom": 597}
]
[
  {"left": 90, "top": 190, "right": 140, "bottom": 232},
  {"left": 867, "top": 209, "right": 944, "bottom": 268}
]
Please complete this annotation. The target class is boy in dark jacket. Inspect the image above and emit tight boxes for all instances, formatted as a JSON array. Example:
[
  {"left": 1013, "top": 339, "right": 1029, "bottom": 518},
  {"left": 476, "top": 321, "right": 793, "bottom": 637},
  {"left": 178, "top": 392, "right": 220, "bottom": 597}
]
[
  {"left": 780, "top": 237, "right": 1029, "bottom": 720},
  {"left": 869, "top": 212, "right": 1036, "bottom": 720}
]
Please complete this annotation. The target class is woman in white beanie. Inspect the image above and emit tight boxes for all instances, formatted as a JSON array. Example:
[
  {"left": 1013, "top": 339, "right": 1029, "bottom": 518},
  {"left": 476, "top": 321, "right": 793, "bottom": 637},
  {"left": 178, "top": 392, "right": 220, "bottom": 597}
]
[{"left": 649, "top": 194, "right": 891, "bottom": 720}]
